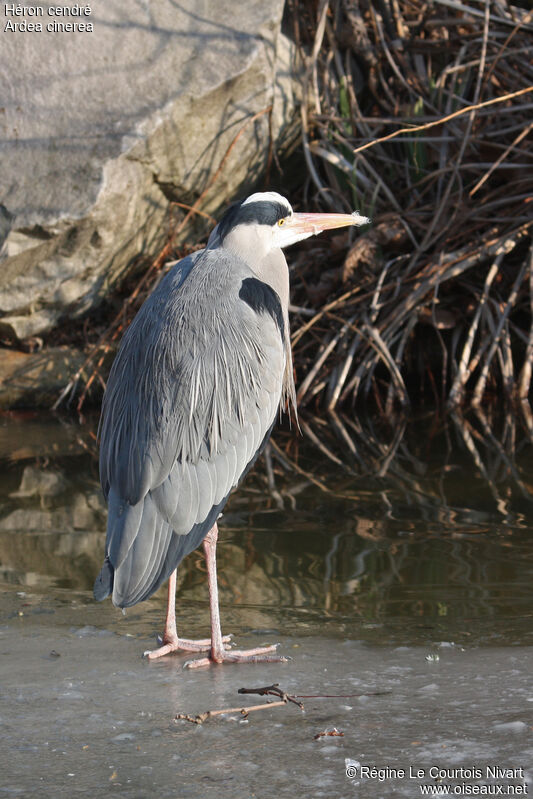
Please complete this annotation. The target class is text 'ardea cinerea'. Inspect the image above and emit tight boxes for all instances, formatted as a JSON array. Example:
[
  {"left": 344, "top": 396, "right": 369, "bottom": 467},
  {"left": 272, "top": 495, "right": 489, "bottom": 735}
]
[{"left": 94, "top": 192, "right": 369, "bottom": 666}]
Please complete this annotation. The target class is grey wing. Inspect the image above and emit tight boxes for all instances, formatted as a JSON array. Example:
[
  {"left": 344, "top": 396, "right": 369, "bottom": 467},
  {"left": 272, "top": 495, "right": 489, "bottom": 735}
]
[{"left": 95, "top": 250, "right": 286, "bottom": 608}]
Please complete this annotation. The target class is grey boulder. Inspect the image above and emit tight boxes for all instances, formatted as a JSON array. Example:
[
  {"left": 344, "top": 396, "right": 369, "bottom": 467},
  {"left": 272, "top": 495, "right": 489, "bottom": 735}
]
[{"left": 0, "top": 0, "right": 298, "bottom": 340}]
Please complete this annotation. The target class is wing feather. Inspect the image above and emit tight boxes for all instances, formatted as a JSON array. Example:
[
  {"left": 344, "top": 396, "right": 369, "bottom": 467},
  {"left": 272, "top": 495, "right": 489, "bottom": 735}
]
[
  {"left": 249, "top": 405, "right": 264, "bottom": 461},
  {"left": 169, "top": 463, "right": 196, "bottom": 533},
  {"left": 212, "top": 451, "right": 230, "bottom": 506},
  {"left": 225, "top": 437, "right": 240, "bottom": 491},
  {"left": 194, "top": 460, "right": 214, "bottom": 523},
  {"left": 184, "top": 461, "right": 201, "bottom": 529}
]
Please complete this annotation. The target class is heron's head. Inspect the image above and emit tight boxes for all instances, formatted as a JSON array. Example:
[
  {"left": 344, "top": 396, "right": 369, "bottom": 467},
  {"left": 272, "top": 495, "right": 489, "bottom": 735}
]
[{"left": 209, "top": 192, "right": 369, "bottom": 263}]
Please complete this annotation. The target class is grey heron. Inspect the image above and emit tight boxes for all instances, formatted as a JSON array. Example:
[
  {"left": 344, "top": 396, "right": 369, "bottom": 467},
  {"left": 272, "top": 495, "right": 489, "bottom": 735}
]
[{"left": 94, "top": 191, "right": 369, "bottom": 666}]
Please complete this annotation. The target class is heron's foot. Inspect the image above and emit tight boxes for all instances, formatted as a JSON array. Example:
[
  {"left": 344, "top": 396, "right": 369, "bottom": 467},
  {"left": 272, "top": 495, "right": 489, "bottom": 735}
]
[
  {"left": 184, "top": 643, "right": 289, "bottom": 669},
  {"left": 144, "top": 633, "right": 233, "bottom": 660}
]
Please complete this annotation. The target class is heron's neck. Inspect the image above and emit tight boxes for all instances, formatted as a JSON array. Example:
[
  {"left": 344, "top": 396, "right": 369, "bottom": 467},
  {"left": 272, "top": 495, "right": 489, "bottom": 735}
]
[
  {"left": 222, "top": 228, "right": 289, "bottom": 310},
  {"left": 252, "top": 248, "right": 288, "bottom": 310}
]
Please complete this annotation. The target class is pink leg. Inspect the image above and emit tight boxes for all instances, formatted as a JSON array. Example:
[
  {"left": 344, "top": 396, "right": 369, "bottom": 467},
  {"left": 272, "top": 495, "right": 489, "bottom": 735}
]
[
  {"left": 185, "top": 523, "right": 288, "bottom": 668},
  {"left": 143, "top": 568, "right": 231, "bottom": 660}
]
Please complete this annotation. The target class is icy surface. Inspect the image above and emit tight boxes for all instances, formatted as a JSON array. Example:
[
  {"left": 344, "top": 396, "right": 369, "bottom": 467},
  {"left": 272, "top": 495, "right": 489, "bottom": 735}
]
[{"left": 0, "top": 593, "right": 532, "bottom": 799}]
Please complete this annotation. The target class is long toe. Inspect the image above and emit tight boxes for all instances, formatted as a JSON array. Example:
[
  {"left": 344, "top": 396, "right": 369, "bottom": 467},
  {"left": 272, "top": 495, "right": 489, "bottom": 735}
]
[{"left": 184, "top": 643, "right": 290, "bottom": 669}]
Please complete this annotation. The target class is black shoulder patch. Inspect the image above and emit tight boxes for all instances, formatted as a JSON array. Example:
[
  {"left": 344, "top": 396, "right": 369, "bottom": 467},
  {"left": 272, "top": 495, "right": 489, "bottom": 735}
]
[
  {"left": 217, "top": 200, "right": 289, "bottom": 241},
  {"left": 239, "top": 277, "right": 285, "bottom": 343}
]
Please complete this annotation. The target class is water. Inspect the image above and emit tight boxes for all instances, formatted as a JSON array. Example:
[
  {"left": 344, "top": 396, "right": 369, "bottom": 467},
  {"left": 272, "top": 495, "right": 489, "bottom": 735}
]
[{"left": 1, "top": 410, "right": 532, "bottom": 797}]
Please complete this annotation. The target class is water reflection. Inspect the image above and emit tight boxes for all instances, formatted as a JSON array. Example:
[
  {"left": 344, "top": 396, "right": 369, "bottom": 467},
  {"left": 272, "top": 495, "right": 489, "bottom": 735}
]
[{"left": 1, "top": 409, "right": 532, "bottom": 645}]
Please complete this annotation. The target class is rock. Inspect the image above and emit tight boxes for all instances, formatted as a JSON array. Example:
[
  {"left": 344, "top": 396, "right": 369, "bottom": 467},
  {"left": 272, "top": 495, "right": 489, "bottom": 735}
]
[
  {"left": 0, "top": 347, "right": 92, "bottom": 408},
  {"left": 0, "top": 0, "right": 299, "bottom": 340}
]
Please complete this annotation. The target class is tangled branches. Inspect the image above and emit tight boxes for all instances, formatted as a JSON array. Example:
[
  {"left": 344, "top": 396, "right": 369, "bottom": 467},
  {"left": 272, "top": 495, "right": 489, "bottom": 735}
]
[{"left": 288, "top": 0, "right": 533, "bottom": 410}]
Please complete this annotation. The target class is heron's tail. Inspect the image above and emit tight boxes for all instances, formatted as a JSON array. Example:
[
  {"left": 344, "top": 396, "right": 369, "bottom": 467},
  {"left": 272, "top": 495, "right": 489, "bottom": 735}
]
[{"left": 93, "top": 489, "right": 176, "bottom": 609}]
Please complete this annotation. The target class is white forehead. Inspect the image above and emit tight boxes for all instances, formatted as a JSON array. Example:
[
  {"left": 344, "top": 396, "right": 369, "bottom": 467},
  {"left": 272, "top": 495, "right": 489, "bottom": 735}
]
[{"left": 242, "top": 192, "right": 293, "bottom": 215}]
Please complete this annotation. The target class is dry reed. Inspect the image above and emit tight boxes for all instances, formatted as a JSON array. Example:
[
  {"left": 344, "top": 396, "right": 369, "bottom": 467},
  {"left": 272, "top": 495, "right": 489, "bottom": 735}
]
[{"left": 288, "top": 0, "right": 533, "bottom": 412}]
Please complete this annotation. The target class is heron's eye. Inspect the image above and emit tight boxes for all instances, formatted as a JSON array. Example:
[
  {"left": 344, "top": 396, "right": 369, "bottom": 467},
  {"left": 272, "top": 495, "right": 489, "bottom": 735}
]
[{"left": 278, "top": 218, "right": 286, "bottom": 227}]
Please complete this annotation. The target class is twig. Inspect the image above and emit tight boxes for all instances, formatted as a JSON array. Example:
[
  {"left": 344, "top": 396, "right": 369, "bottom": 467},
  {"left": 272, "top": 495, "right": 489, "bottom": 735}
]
[
  {"left": 448, "top": 253, "right": 504, "bottom": 408},
  {"left": 270, "top": 438, "right": 352, "bottom": 497},
  {"left": 518, "top": 242, "right": 533, "bottom": 401},
  {"left": 300, "top": 419, "right": 345, "bottom": 467},
  {"left": 352, "top": 87, "right": 533, "bottom": 155},
  {"left": 469, "top": 121, "right": 533, "bottom": 197},
  {"left": 176, "top": 700, "right": 288, "bottom": 725},
  {"left": 432, "top": 0, "right": 533, "bottom": 31},
  {"left": 314, "top": 728, "right": 344, "bottom": 740},
  {"left": 471, "top": 255, "right": 529, "bottom": 406},
  {"left": 170, "top": 202, "right": 217, "bottom": 224},
  {"left": 238, "top": 683, "right": 304, "bottom": 709},
  {"left": 295, "top": 690, "right": 391, "bottom": 698},
  {"left": 297, "top": 316, "right": 356, "bottom": 405},
  {"left": 175, "top": 683, "right": 305, "bottom": 725}
]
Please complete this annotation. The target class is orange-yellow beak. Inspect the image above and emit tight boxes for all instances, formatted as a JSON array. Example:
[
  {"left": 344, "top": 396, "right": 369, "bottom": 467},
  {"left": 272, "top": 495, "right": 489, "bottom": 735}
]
[{"left": 275, "top": 210, "right": 370, "bottom": 248}]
